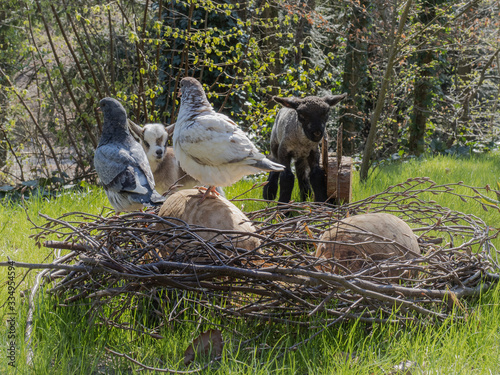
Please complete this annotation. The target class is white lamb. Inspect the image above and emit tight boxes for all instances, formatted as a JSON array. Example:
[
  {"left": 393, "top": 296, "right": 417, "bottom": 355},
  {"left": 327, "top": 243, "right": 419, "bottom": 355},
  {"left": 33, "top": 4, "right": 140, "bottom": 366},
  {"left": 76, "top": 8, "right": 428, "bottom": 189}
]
[{"left": 128, "top": 121, "right": 199, "bottom": 195}]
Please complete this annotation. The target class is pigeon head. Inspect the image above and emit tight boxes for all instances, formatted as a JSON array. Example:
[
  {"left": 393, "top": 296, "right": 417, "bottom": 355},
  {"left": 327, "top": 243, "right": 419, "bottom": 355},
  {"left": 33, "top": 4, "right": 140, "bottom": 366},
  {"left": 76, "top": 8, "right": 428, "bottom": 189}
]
[
  {"left": 99, "top": 97, "right": 128, "bottom": 129},
  {"left": 179, "top": 77, "right": 212, "bottom": 110}
]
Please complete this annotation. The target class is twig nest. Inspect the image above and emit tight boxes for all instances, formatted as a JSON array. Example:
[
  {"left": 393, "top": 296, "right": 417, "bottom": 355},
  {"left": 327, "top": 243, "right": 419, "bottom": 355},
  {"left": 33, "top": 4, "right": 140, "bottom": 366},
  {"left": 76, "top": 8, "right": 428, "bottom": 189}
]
[
  {"left": 157, "top": 189, "right": 260, "bottom": 253},
  {"left": 315, "top": 213, "right": 420, "bottom": 277}
]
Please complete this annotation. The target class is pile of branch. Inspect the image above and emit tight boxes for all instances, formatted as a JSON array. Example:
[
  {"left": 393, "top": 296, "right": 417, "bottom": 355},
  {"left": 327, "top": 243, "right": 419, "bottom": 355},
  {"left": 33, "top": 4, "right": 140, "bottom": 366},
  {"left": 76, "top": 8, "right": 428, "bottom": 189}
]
[{"left": 15, "top": 178, "right": 500, "bottom": 328}]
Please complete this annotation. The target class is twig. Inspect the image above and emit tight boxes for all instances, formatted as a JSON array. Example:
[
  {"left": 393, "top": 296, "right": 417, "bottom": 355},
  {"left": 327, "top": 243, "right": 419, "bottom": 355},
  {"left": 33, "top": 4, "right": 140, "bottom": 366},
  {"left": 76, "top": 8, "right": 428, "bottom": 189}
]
[
  {"left": 0, "top": 261, "right": 90, "bottom": 272},
  {"left": 33, "top": 0, "right": 98, "bottom": 148},
  {"left": 25, "top": 251, "right": 78, "bottom": 365},
  {"left": 105, "top": 347, "right": 218, "bottom": 373},
  {"left": 14, "top": 177, "right": 500, "bottom": 333}
]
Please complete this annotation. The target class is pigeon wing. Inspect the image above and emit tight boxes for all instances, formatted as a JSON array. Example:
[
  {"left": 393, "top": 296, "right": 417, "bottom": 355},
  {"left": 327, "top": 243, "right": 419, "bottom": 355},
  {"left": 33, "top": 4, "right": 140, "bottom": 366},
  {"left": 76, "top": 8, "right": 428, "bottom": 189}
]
[
  {"left": 127, "top": 140, "right": 157, "bottom": 189},
  {"left": 95, "top": 143, "right": 152, "bottom": 194},
  {"left": 178, "top": 113, "right": 261, "bottom": 166},
  {"left": 107, "top": 166, "right": 149, "bottom": 195}
]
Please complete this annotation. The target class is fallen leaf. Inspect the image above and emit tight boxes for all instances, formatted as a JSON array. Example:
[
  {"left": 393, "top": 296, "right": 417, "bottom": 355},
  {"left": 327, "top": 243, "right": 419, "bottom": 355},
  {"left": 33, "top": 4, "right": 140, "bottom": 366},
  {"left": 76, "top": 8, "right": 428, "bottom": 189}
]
[{"left": 184, "top": 329, "right": 223, "bottom": 366}]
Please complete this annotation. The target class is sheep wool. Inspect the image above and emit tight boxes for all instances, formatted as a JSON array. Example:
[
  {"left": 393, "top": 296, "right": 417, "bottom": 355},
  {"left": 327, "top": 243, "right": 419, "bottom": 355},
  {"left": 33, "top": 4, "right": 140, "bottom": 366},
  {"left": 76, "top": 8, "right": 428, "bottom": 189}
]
[
  {"left": 315, "top": 213, "right": 421, "bottom": 278},
  {"left": 263, "top": 93, "right": 346, "bottom": 203},
  {"left": 157, "top": 189, "right": 261, "bottom": 257}
]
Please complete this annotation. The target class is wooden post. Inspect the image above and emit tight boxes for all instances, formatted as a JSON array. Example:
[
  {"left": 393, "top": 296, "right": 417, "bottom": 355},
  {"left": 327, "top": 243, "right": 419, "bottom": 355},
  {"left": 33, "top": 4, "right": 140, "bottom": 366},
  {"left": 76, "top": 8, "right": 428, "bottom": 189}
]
[
  {"left": 326, "top": 156, "right": 352, "bottom": 204},
  {"left": 321, "top": 124, "right": 352, "bottom": 204}
]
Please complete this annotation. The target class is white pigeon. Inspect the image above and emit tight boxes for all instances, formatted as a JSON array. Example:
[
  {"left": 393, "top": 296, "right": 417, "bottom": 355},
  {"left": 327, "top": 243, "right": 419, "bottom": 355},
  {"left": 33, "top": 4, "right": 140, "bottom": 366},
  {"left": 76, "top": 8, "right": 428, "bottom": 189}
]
[
  {"left": 173, "top": 77, "right": 285, "bottom": 200},
  {"left": 94, "top": 97, "right": 166, "bottom": 213}
]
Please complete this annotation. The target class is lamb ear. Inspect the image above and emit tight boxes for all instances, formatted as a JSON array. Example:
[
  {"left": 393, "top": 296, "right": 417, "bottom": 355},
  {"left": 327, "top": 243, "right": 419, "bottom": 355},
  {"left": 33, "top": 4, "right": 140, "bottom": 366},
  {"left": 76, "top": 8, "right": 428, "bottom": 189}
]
[
  {"left": 165, "top": 123, "right": 175, "bottom": 136},
  {"left": 128, "top": 119, "right": 144, "bottom": 141},
  {"left": 323, "top": 93, "right": 347, "bottom": 107},
  {"left": 273, "top": 96, "right": 302, "bottom": 109}
]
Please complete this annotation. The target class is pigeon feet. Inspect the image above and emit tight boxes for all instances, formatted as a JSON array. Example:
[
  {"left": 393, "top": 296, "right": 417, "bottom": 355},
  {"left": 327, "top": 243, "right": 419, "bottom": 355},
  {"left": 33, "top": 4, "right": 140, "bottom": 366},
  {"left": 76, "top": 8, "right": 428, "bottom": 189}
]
[{"left": 195, "top": 186, "right": 220, "bottom": 203}]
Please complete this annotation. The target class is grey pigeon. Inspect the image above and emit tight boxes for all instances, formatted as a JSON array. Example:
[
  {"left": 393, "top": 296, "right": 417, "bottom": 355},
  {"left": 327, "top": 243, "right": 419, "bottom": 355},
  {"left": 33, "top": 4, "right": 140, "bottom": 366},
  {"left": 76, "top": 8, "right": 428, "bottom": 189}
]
[
  {"left": 94, "top": 97, "right": 165, "bottom": 212},
  {"left": 173, "top": 77, "right": 285, "bottom": 200}
]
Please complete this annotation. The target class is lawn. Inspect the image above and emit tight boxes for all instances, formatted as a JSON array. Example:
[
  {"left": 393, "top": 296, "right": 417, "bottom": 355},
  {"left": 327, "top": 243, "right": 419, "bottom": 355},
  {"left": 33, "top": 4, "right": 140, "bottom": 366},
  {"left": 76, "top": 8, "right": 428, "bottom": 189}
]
[{"left": 1, "top": 152, "right": 500, "bottom": 374}]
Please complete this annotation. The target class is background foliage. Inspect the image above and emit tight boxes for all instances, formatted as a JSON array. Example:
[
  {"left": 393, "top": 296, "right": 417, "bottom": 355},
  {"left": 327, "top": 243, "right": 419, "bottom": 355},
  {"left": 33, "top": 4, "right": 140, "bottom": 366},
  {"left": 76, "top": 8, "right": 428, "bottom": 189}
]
[{"left": 0, "top": 0, "right": 498, "bottom": 185}]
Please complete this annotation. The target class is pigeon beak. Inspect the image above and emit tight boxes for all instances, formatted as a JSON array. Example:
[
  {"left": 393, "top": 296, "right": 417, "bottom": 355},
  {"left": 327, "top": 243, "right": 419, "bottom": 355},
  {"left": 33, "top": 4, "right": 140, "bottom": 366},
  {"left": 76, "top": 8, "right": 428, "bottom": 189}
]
[
  {"left": 97, "top": 107, "right": 101, "bottom": 112},
  {"left": 177, "top": 90, "right": 182, "bottom": 98}
]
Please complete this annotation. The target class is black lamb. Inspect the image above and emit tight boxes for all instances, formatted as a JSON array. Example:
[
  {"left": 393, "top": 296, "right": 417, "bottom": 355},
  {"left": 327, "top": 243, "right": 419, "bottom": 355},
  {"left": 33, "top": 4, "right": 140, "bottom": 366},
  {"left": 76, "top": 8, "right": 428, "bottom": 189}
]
[{"left": 263, "top": 93, "right": 346, "bottom": 204}]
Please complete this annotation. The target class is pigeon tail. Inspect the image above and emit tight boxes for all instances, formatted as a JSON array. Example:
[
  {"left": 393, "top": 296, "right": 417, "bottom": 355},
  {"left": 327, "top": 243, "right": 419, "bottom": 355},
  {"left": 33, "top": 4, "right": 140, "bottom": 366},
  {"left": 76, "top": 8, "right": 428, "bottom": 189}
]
[
  {"left": 129, "top": 191, "right": 166, "bottom": 208},
  {"left": 252, "top": 158, "right": 285, "bottom": 172},
  {"left": 150, "top": 191, "right": 167, "bottom": 204},
  {"left": 144, "top": 200, "right": 165, "bottom": 209}
]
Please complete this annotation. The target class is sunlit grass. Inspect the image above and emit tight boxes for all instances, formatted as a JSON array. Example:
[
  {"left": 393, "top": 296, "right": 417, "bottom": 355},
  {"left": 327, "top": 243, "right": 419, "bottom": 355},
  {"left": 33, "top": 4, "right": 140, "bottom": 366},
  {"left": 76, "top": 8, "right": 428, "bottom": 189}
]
[
  {"left": 354, "top": 153, "right": 500, "bottom": 221},
  {"left": 1, "top": 152, "right": 500, "bottom": 373}
]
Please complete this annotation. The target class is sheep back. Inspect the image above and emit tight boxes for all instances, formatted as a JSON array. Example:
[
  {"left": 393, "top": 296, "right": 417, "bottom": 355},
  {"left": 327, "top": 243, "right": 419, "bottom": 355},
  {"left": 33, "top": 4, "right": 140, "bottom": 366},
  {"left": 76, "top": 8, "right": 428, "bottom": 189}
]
[
  {"left": 315, "top": 213, "right": 420, "bottom": 278},
  {"left": 156, "top": 189, "right": 261, "bottom": 258}
]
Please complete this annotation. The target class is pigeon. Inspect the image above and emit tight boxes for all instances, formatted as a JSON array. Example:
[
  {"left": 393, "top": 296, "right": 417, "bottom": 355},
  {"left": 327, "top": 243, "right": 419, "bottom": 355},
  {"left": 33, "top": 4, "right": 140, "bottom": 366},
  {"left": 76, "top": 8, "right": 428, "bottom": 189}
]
[
  {"left": 173, "top": 77, "right": 285, "bottom": 200},
  {"left": 94, "top": 97, "right": 166, "bottom": 213}
]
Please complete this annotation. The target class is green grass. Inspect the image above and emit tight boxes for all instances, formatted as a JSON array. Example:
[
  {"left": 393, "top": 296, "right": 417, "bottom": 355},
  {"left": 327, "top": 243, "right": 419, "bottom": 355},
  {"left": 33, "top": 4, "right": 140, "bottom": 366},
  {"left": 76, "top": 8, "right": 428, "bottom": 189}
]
[{"left": 1, "top": 153, "right": 500, "bottom": 374}]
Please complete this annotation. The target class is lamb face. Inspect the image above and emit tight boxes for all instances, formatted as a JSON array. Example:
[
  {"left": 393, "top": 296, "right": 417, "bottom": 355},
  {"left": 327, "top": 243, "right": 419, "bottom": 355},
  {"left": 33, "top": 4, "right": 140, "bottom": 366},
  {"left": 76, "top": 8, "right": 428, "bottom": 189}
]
[
  {"left": 274, "top": 95, "right": 347, "bottom": 143},
  {"left": 127, "top": 120, "right": 204, "bottom": 195},
  {"left": 142, "top": 124, "right": 169, "bottom": 167},
  {"left": 295, "top": 99, "right": 332, "bottom": 142}
]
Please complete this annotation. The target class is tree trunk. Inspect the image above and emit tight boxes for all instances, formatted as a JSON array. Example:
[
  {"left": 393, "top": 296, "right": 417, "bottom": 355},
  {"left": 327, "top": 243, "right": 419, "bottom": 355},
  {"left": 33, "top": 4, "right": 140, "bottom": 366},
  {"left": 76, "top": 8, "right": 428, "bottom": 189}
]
[
  {"left": 409, "top": 49, "right": 433, "bottom": 156},
  {"left": 340, "top": 2, "right": 371, "bottom": 155},
  {"left": 0, "top": 8, "right": 10, "bottom": 169},
  {"left": 294, "top": 0, "right": 316, "bottom": 66},
  {"left": 258, "top": 0, "right": 281, "bottom": 98},
  {"left": 360, "top": 0, "right": 414, "bottom": 181},
  {"left": 409, "top": 0, "right": 448, "bottom": 156}
]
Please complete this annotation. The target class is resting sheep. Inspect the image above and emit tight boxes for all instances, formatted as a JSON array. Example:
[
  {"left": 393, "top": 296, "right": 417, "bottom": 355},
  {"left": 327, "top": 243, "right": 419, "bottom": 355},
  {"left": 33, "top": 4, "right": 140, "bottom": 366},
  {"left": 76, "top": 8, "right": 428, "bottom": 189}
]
[
  {"left": 262, "top": 93, "right": 346, "bottom": 203},
  {"left": 128, "top": 121, "right": 199, "bottom": 195}
]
